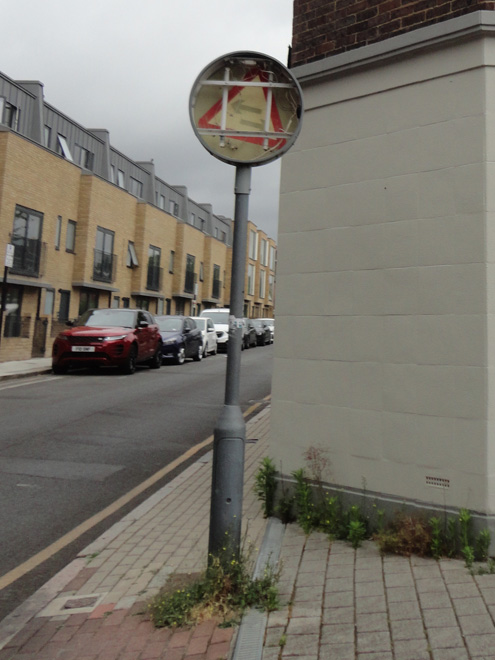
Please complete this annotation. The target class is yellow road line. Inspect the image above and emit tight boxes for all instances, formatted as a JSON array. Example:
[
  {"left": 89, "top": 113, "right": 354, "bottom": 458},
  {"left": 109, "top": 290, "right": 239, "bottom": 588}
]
[{"left": 0, "top": 395, "right": 270, "bottom": 590}]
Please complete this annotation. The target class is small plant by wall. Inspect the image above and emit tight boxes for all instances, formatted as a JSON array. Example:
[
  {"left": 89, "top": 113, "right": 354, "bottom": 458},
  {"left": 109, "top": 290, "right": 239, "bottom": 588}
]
[{"left": 254, "top": 454, "right": 493, "bottom": 569}]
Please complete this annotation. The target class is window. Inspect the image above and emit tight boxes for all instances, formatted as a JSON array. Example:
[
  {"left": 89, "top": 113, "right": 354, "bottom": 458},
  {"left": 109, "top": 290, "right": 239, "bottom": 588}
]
[
  {"left": 79, "top": 290, "right": 99, "bottom": 315},
  {"left": 199, "top": 262, "right": 204, "bottom": 282},
  {"left": 66, "top": 220, "right": 76, "bottom": 252},
  {"left": 126, "top": 241, "right": 139, "bottom": 268},
  {"left": 270, "top": 246, "right": 276, "bottom": 270},
  {"left": 169, "top": 200, "right": 179, "bottom": 216},
  {"left": 117, "top": 169, "right": 125, "bottom": 188},
  {"left": 259, "top": 269, "right": 266, "bottom": 298},
  {"left": 73, "top": 144, "right": 94, "bottom": 170},
  {"left": 55, "top": 215, "right": 62, "bottom": 250},
  {"left": 175, "top": 299, "right": 185, "bottom": 315},
  {"left": 190, "top": 212, "right": 195, "bottom": 225},
  {"left": 157, "top": 298, "right": 164, "bottom": 315},
  {"left": 129, "top": 177, "right": 143, "bottom": 198},
  {"left": 249, "top": 230, "right": 258, "bottom": 260},
  {"left": 44, "top": 125, "right": 51, "bottom": 148},
  {"left": 3, "top": 286, "right": 22, "bottom": 337},
  {"left": 44, "top": 289, "right": 55, "bottom": 316},
  {"left": 212, "top": 264, "right": 221, "bottom": 299},
  {"left": 112, "top": 296, "right": 120, "bottom": 308},
  {"left": 58, "top": 290, "right": 71, "bottom": 321},
  {"left": 185, "top": 254, "right": 195, "bottom": 293},
  {"left": 11, "top": 205, "right": 43, "bottom": 276},
  {"left": 122, "top": 297, "right": 130, "bottom": 309},
  {"left": 169, "top": 250, "right": 175, "bottom": 273},
  {"left": 93, "top": 227, "right": 114, "bottom": 282},
  {"left": 247, "top": 264, "right": 255, "bottom": 296},
  {"left": 57, "top": 135, "right": 73, "bottom": 161},
  {"left": 221, "top": 231, "right": 226, "bottom": 243},
  {"left": 1, "top": 99, "right": 20, "bottom": 131},
  {"left": 260, "top": 239, "right": 268, "bottom": 266},
  {"left": 159, "top": 194, "right": 166, "bottom": 210},
  {"left": 215, "top": 228, "right": 219, "bottom": 238},
  {"left": 110, "top": 165, "right": 116, "bottom": 183},
  {"left": 147, "top": 245, "right": 161, "bottom": 291}
]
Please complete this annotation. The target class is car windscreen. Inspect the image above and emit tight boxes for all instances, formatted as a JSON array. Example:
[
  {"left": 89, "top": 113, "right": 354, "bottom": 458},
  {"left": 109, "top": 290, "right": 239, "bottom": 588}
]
[
  {"left": 156, "top": 318, "right": 182, "bottom": 332},
  {"left": 204, "top": 312, "right": 229, "bottom": 324},
  {"left": 77, "top": 309, "right": 136, "bottom": 328},
  {"left": 252, "top": 320, "right": 264, "bottom": 328}
]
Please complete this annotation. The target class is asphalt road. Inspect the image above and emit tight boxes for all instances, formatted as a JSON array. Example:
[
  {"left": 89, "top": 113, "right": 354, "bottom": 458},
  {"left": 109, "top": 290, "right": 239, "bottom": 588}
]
[{"left": 0, "top": 345, "right": 273, "bottom": 623}]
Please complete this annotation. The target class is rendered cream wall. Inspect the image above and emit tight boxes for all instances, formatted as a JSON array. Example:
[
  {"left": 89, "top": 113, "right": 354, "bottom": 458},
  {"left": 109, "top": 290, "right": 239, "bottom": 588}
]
[
  {"left": 271, "top": 37, "right": 493, "bottom": 514},
  {"left": 485, "top": 48, "right": 495, "bottom": 513}
]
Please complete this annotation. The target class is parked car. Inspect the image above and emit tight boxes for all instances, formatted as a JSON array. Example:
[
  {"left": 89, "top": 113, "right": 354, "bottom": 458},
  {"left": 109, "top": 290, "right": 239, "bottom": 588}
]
[
  {"left": 259, "top": 317, "right": 274, "bottom": 342},
  {"left": 191, "top": 316, "right": 218, "bottom": 356},
  {"left": 200, "top": 308, "right": 230, "bottom": 351},
  {"left": 243, "top": 319, "right": 257, "bottom": 348},
  {"left": 52, "top": 308, "right": 162, "bottom": 375},
  {"left": 155, "top": 315, "right": 203, "bottom": 364},
  {"left": 251, "top": 319, "right": 272, "bottom": 346}
]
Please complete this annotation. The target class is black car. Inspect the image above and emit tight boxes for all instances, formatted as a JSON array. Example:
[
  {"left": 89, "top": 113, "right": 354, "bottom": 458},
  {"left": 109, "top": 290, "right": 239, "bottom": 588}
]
[
  {"left": 250, "top": 319, "right": 272, "bottom": 346},
  {"left": 155, "top": 315, "right": 203, "bottom": 364}
]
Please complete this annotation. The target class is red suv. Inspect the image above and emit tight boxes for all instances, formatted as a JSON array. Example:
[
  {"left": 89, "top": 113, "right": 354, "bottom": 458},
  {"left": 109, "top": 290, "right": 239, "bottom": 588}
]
[{"left": 52, "top": 308, "right": 162, "bottom": 375}]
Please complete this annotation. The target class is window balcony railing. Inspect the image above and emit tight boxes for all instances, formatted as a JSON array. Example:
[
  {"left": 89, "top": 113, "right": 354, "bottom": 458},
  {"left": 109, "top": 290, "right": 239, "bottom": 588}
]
[
  {"left": 146, "top": 265, "right": 163, "bottom": 292},
  {"left": 184, "top": 270, "right": 195, "bottom": 294},
  {"left": 93, "top": 250, "right": 116, "bottom": 283},
  {"left": 10, "top": 240, "right": 46, "bottom": 278}
]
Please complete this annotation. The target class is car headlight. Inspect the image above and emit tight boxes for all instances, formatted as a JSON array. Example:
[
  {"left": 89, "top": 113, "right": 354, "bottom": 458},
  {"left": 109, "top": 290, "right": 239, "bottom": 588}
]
[
  {"left": 103, "top": 335, "right": 127, "bottom": 341},
  {"left": 163, "top": 338, "right": 176, "bottom": 345}
]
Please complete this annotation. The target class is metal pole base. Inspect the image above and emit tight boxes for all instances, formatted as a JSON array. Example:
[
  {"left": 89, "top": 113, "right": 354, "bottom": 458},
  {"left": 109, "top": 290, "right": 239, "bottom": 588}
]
[{"left": 208, "top": 404, "right": 246, "bottom": 561}]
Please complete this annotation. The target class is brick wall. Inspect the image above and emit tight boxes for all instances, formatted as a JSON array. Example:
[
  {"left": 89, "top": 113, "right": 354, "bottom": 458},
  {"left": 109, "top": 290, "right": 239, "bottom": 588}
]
[{"left": 291, "top": 0, "right": 495, "bottom": 66}]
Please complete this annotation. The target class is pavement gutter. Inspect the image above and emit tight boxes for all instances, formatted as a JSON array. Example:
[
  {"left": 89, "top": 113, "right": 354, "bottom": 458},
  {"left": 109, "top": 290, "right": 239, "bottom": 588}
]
[{"left": 232, "top": 517, "right": 285, "bottom": 660}]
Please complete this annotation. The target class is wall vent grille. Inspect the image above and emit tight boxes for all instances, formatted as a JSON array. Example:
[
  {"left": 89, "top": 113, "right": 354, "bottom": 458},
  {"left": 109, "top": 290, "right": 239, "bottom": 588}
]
[{"left": 426, "top": 476, "right": 450, "bottom": 489}]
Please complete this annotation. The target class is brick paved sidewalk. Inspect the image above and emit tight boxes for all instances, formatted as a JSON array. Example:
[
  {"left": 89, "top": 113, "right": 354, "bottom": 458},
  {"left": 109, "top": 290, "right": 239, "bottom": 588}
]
[
  {"left": 263, "top": 527, "right": 495, "bottom": 660},
  {"left": 0, "top": 405, "right": 272, "bottom": 660}
]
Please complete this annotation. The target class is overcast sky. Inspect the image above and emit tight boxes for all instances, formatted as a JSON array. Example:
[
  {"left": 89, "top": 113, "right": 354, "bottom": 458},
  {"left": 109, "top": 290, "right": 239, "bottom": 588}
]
[{"left": 1, "top": 0, "right": 294, "bottom": 240}]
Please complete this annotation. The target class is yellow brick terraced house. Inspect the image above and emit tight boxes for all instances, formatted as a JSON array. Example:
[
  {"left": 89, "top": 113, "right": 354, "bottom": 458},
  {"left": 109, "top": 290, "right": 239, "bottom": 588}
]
[{"left": 0, "top": 71, "right": 276, "bottom": 362}]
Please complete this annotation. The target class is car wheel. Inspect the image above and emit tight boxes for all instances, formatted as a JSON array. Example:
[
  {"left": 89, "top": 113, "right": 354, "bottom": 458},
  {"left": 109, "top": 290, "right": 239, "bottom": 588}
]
[
  {"left": 193, "top": 342, "right": 203, "bottom": 361},
  {"left": 52, "top": 364, "right": 68, "bottom": 375},
  {"left": 121, "top": 344, "right": 138, "bottom": 374},
  {"left": 148, "top": 345, "right": 162, "bottom": 369},
  {"left": 176, "top": 346, "right": 186, "bottom": 365}
]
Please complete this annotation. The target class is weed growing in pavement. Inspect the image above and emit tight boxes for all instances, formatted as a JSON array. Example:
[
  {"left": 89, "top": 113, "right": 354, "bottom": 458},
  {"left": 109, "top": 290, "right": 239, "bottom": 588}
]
[
  {"left": 292, "top": 468, "right": 316, "bottom": 534},
  {"left": 446, "top": 517, "right": 458, "bottom": 558},
  {"left": 253, "top": 457, "right": 277, "bottom": 518},
  {"left": 459, "top": 508, "right": 475, "bottom": 568},
  {"left": 348, "top": 519, "right": 367, "bottom": 548},
  {"left": 430, "top": 517, "right": 443, "bottom": 560},
  {"left": 148, "top": 544, "right": 280, "bottom": 629},
  {"left": 475, "top": 529, "right": 491, "bottom": 562}
]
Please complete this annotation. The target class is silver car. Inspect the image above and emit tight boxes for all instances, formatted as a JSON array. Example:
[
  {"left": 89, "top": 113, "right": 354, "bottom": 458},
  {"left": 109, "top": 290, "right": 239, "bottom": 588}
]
[{"left": 191, "top": 316, "right": 218, "bottom": 356}]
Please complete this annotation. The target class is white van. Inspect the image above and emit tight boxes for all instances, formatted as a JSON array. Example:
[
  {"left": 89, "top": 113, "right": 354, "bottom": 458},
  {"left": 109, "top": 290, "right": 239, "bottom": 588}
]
[{"left": 200, "top": 308, "right": 230, "bottom": 350}]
